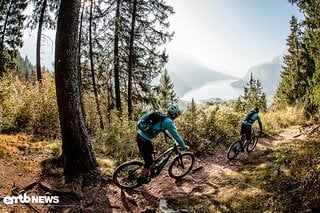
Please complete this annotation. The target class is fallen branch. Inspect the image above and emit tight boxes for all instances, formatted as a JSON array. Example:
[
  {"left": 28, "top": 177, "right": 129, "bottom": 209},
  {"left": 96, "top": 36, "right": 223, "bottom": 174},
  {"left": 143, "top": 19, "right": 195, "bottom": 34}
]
[{"left": 38, "top": 179, "right": 74, "bottom": 196}]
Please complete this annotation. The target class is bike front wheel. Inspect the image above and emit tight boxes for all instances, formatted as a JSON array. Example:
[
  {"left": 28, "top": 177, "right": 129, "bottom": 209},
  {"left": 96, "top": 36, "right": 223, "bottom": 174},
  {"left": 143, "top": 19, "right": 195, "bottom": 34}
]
[
  {"left": 168, "top": 152, "right": 195, "bottom": 179},
  {"left": 246, "top": 135, "right": 258, "bottom": 152},
  {"left": 227, "top": 140, "right": 242, "bottom": 160},
  {"left": 112, "top": 160, "right": 144, "bottom": 190}
]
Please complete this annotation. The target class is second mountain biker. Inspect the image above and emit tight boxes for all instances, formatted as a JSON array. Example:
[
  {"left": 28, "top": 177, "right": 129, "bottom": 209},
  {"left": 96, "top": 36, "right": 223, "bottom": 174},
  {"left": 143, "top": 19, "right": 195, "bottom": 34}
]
[{"left": 240, "top": 106, "right": 263, "bottom": 150}]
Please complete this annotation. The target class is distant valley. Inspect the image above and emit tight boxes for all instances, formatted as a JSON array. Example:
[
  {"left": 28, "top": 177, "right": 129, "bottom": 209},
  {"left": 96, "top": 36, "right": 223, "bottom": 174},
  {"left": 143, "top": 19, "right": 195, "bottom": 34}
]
[
  {"left": 165, "top": 52, "right": 238, "bottom": 97},
  {"left": 166, "top": 51, "right": 283, "bottom": 102}
]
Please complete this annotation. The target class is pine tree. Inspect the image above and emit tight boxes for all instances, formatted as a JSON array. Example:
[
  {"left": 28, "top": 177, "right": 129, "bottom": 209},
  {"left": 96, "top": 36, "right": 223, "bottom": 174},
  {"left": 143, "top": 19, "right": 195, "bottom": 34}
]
[
  {"left": 235, "top": 73, "right": 267, "bottom": 112},
  {"left": 0, "top": 0, "right": 27, "bottom": 75},
  {"left": 17, "top": 54, "right": 34, "bottom": 81},
  {"left": 276, "top": 16, "right": 302, "bottom": 108},
  {"left": 179, "top": 98, "right": 199, "bottom": 147},
  {"left": 156, "top": 69, "right": 177, "bottom": 111},
  {"left": 55, "top": 0, "right": 100, "bottom": 182},
  {"left": 286, "top": 0, "right": 320, "bottom": 116},
  {"left": 78, "top": 0, "right": 174, "bottom": 119},
  {"left": 27, "top": 0, "right": 59, "bottom": 84}
]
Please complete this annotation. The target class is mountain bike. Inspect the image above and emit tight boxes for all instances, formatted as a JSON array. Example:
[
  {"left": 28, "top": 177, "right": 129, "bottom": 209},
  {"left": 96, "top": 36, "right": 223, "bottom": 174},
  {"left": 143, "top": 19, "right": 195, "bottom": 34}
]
[
  {"left": 227, "top": 128, "right": 262, "bottom": 160},
  {"left": 112, "top": 135, "right": 195, "bottom": 190}
]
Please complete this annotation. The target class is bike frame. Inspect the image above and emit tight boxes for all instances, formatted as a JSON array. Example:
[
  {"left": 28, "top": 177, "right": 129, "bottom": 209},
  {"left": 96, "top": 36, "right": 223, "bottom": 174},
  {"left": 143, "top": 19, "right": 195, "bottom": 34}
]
[
  {"left": 149, "top": 134, "right": 180, "bottom": 178},
  {"left": 241, "top": 128, "right": 256, "bottom": 148}
]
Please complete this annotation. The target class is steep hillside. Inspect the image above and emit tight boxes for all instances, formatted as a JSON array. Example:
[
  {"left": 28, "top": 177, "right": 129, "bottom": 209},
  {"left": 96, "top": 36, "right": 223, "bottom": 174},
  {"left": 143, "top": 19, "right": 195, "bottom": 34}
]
[
  {"left": 109, "top": 125, "right": 320, "bottom": 212},
  {"left": 1, "top": 126, "right": 319, "bottom": 212}
]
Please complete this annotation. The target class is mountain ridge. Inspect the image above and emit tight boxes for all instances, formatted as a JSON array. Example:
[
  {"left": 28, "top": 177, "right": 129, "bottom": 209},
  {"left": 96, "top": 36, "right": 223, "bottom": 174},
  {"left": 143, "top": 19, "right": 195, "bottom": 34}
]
[
  {"left": 166, "top": 52, "right": 283, "bottom": 100},
  {"left": 231, "top": 55, "right": 283, "bottom": 97},
  {"left": 166, "top": 52, "right": 238, "bottom": 97}
]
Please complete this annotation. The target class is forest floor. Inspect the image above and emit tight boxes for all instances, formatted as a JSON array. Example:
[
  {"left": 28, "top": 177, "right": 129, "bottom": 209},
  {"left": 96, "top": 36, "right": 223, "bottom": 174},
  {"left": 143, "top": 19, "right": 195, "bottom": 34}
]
[{"left": 0, "top": 125, "right": 315, "bottom": 212}]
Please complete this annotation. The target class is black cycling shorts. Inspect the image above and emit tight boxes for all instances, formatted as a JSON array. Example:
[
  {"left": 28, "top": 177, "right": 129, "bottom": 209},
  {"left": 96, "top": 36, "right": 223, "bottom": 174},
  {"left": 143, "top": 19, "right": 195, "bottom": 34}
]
[
  {"left": 240, "top": 123, "right": 252, "bottom": 140},
  {"left": 136, "top": 133, "right": 154, "bottom": 169}
]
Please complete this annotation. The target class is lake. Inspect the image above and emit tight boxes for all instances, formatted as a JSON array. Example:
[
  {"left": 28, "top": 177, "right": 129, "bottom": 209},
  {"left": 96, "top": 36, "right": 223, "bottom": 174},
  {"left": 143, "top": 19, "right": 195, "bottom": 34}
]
[{"left": 181, "top": 79, "right": 243, "bottom": 103}]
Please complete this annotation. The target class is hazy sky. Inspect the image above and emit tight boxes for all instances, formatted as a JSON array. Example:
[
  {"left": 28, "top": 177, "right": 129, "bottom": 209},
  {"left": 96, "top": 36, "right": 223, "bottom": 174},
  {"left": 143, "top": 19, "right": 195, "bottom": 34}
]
[
  {"left": 20, "top": 0, "right": 303, "bottom": 77},
  {"left": 166, "top": 0, "right": 303, "bottom": 77}
]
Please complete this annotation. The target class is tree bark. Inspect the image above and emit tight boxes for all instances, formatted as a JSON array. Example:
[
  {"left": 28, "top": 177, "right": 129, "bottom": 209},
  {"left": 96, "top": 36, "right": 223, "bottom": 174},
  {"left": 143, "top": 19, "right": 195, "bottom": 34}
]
[
  {"left": 0, "top": 0, "right": 13, "bottom": 76},
  {"left": 127, "top": 0, "right": 137, "bottom": 118},
  {"left": 55, "top": 0, "right": 100, "bottom": 182},
  {"left": 36, "top": 0, "right": 47, "bottom": 85},
  {"left": 114, "top": 0, "right": 122, "bottom": 113},
  {"left": 89, "top": 0, "right": 104, "bottom": 129}
]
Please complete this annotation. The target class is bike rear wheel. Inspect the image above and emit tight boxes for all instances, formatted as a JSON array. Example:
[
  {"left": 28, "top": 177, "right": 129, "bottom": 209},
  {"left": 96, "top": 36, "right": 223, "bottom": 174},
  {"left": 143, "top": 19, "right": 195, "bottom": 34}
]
[
  {"left": 227, "top": 140, "right": 242, "bottom": 160},
  {"left": 112, "top": 160, "right": 144, "bottom": 190},
  {"left": 168, "top": 152, "right": 195, "bottom": 179},
  {"left": 246, "top": 135, "right": 258, "bottom": 152}
]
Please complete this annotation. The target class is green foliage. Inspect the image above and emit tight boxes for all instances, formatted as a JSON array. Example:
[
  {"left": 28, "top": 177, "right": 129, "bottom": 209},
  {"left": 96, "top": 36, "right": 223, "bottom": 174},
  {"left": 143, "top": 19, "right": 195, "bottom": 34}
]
[
  {"left": 276, "top": 0, "right": 320, "bottom": 118},
  {"left": 276, "top": 16, "right": 302, "bottom": 108},
  {"left": 177, "top": 99, "right": 200, "bottom": 146},
  {"left": 92, "top": 111, "right": 139, "bottom": 164},
  {"left": 156, "top": 69, "right": 177, "bottom": 111},
  {"left": 200, "top": 108, "right": 241, "bottom": 145},
  {"left": 177, "top": 102, "right": 242, "bottom": 156},
  {"left": 176, "top": 101, "right": 309, "bottom": 157},
  {"left": 259, "top": 139, "right": 320, "bottom": 211},
  {"left": 0, "top": 73, "right": 60, "bottom": 139},
  {"left": 262, "top": 107, "right": 306, "bottom": 134},
  {"left": 0, "top": 0, "right": 28, "bottom": 75},
  {"left": 166, "top": 136, "right": 320, "bottom": 212},
  {"left": 235, "top": 73, "right": 267, "bottom": 113},
  {"left": 0, "top": 74, "right": 20, "bottom": 129},
  {"left": 17, "top": 54, "right": 35, "bottom": 81},
  {"left": 79, "top": 0, "right": 174, "bottom": 111},
  {"left": 15, "top": 77, "right": 59, "bottom": 139}
]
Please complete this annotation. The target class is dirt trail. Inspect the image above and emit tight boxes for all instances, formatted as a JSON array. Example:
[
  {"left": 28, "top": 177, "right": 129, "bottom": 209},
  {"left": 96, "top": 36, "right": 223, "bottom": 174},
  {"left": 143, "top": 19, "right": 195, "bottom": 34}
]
[
  {"left": 0, "top": 126, "right": 310, "bottom": 212},
  {"left": 107, "top": 126, "right": 307, "bottom": 212}
]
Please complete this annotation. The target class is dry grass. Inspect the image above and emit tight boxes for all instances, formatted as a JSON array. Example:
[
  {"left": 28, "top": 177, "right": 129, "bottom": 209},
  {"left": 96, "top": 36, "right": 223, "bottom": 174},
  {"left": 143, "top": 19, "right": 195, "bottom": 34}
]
[{"left": 166, "top": 132, "right": 320, "bottom": 212}]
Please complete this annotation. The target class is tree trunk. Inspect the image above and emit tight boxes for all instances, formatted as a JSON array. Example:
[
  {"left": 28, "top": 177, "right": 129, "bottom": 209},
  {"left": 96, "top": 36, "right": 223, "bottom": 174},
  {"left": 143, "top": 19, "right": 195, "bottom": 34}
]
[
  {"left": 127, "top": 0, "right": 137, "bottom": 119},
  {"left": 55, "top": 0, "right": 100, "bottom": 182},
  {"left": 77, "top": 0, "right": 86, "bottom": 121},
  {"left": 36, "top": 0, "right": 47, "bottom": 85},
  {"left": 114, "top": 0, "right": 122, "bottom": 113},
  {"left": 0, "top": 0, "right": 12, "bottom": 76},
  {"left": 89, "top": 0, "right": 104, "bottom": 129}
]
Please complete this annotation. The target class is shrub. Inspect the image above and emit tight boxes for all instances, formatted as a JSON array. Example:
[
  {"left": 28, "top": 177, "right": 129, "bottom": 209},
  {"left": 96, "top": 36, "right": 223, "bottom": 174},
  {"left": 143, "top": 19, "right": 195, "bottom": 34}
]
[
  {"left": 0, "top": 73, "right": 60, "bottom": 139},
  {"left": 14, "top": 75, "right": 60, "bottom": 139},
  {"left": 0, "top": 74, "right": 20, "bottom": 130},
  {"left": 263, "top": 107, "right": 306, "bottom": 134},
  {"left": 92, "top": 111, "right": 138, "bottom": 164}
]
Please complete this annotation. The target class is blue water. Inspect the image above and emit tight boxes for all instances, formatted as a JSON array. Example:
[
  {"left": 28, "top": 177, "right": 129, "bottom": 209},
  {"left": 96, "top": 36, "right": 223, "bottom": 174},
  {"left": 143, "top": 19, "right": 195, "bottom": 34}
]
[{"left": 181, "top": 79, "right": 243, "bottom": 102}]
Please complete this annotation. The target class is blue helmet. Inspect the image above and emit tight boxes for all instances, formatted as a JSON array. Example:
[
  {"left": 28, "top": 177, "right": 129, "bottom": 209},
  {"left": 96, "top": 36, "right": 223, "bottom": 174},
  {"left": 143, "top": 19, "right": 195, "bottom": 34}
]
[{"left": 167, "top": 103, "right": 180, "bottom": 116}]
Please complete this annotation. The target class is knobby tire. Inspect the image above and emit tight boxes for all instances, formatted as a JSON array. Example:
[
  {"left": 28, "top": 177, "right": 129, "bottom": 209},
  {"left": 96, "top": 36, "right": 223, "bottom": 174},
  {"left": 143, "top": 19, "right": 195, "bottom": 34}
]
[
  {"left": 227, "top": 140, "right": 242, "bottom": 160},
  {"left": 112, "top": 160, "right": 144, "bottom": 190},
  {"left": 168, "top": 152, "right": 195, "bottom": 179},
  {"left": 246, "top": 135, "right": 258, "bottom": 152}
]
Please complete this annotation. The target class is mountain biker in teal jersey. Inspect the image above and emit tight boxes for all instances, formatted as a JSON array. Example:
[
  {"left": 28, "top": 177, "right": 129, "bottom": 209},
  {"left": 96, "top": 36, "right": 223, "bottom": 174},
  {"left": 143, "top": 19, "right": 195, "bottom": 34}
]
[
  {"left": 136, "top": 103, "right": 188, "bottom": 183},
  {"left": 240, "top": 106, "right": 263, "bottom": 148}
]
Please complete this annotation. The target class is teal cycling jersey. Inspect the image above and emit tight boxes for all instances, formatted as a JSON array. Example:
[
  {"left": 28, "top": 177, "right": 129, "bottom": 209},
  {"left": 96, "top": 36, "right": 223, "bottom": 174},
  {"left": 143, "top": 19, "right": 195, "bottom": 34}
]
[
  {"left": 242, "top": 112, "right": 263, "bottom": 131},
  {"left": 138, "top": 116, "right": 186, "bottom": 150}
]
